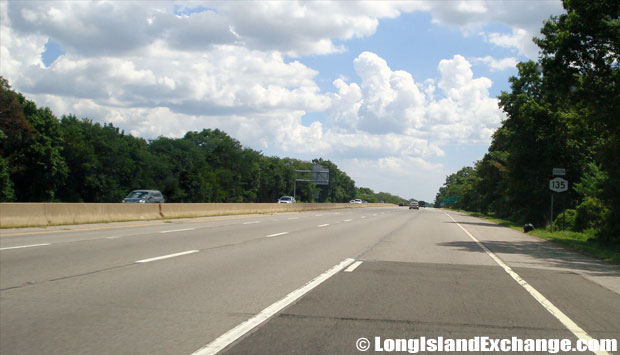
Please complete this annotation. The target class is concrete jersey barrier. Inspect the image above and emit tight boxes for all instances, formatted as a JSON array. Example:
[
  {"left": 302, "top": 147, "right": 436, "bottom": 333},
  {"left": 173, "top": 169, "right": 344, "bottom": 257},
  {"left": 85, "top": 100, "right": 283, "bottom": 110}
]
[{"left": 0, "top": 202, "right": 393, "bottom": 228}]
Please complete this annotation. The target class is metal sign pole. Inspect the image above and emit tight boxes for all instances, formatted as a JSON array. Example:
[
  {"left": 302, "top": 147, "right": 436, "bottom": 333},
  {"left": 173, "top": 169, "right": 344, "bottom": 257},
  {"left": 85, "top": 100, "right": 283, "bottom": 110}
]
[{"left": 550, "top": 192, "right": 554, "bottom": 233}]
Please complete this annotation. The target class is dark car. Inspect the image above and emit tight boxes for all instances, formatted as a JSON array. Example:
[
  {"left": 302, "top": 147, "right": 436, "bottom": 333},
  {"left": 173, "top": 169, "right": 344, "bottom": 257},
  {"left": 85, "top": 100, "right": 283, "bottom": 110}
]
[{"left": 122, "top": 190, "right": 165, "bottom": 203}]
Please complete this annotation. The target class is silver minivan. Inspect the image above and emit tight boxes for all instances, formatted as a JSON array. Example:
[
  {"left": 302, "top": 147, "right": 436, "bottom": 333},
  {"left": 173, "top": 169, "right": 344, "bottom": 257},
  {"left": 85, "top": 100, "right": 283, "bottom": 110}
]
[
  {"left": 122, "top": 190, "right": 165, "bottom": 203},
  {"left": 277, "top": 196, "right": 296, "bottom": 203}
]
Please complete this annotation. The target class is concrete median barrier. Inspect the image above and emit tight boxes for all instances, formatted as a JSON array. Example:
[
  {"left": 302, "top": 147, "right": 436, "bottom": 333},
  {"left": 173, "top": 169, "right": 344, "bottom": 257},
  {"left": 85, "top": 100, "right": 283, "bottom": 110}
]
[{"left": 0, "top": 202, "right": 393, "bottom": 228}]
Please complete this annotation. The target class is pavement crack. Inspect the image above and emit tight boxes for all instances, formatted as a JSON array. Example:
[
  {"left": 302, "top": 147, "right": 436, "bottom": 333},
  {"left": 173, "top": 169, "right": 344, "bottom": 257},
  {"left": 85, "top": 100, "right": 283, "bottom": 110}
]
[
  {"left": 277, "top": 313, "right": 568, "bottom": 333},
  {"left": 0, "top": 263, "right": 137, "bottom": 291}
]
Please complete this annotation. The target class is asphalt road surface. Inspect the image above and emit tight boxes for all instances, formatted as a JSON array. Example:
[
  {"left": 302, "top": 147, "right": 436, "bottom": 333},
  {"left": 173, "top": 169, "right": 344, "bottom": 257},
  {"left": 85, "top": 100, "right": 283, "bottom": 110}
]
[{"left": 1, "top": 207, "right": 618, "bottom": 354}]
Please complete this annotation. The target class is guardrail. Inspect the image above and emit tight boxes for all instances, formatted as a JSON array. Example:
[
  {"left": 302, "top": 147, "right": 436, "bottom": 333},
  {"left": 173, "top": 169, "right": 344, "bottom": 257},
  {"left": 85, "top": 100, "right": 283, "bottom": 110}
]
[{"left": 0, "top": 203, "right": 394, "bottom": 228}]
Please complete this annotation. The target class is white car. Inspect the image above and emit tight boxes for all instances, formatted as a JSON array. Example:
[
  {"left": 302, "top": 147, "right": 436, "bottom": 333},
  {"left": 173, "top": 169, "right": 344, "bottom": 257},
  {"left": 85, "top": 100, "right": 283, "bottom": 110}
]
[
  {"left": 278, "top": 196, "right": 296, "bottom": 203},
  {"left": 349, "top": 199, "right": 363, "bottom": 204}
]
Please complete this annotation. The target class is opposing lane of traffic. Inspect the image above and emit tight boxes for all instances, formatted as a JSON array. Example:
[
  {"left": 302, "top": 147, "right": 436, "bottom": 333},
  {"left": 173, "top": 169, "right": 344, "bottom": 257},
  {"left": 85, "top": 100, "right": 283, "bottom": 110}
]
[
  {"left": 1, "top": 207, "right": 409, "bottom": 354},
  {"left": 0, "top": 208, "right": 393, "bottom": 290}
]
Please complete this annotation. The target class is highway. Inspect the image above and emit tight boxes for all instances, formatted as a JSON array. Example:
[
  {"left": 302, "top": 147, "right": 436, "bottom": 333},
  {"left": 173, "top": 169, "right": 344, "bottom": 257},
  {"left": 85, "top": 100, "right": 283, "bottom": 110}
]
[{"left": 1, "top": 207, "right": 619, "bottom": 354}]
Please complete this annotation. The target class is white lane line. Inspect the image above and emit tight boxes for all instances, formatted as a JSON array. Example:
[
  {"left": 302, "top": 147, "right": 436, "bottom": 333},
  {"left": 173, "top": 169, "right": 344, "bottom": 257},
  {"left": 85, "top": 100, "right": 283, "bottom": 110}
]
[
  {"left": 192, "top": 258, "right": 355, "bottom": 355},
  {"left": 243, "top": 221, "right": 260, "bottom": 225},
  {"left": 344, "top": 261, "right": 363, "bottom": 272},
  {"left": 105, "top": 236, "right": 122, "bottom": 239},
  {"left": 287, "top": 217, "right": 299, "bottom": 220},
  {"left": 160, "top": 228, "right": 195, "bottom": 234},
  {"left": 318, "top": 224, "right": 329, "bottom": 227},
  {"left": 136, "top": 250, "right": 198, "bottom": 263},
  {"left": 361, "top": 216, "right": 367, "bottom": 219},
  {"left": 0, "top": 243, "right": 51, "bottom": 251},
  {"left": 314, "top": 214, "right": 323, "bottom": 217},
  {"left": 266, "top": 232, "right": 288, "bottom": 238},
  {"left": 344, "top": 219, "right": 352, "bottom": 222},
  {"left": 445, "top": 213, "right": 609, "bottom": 355}
]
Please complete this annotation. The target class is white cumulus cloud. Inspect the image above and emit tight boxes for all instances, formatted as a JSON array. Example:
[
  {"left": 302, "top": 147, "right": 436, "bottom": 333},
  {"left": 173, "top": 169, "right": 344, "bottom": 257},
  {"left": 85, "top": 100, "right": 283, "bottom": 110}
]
[{"left": 1, "top": 0, "right": 563, "bottom": 200}]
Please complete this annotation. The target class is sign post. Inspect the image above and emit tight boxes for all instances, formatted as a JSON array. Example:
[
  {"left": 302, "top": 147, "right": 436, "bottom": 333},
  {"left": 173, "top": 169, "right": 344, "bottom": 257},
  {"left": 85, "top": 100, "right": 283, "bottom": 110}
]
[{"left": 549, "top": 169, "right": 568, "bottom": 232}]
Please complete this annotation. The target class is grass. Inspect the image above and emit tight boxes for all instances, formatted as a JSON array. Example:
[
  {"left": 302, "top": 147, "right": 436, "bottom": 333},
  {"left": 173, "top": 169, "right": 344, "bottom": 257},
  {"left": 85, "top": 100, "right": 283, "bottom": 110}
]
[{"left": 453, "top": 209, "right": 620, "bottom": 264}]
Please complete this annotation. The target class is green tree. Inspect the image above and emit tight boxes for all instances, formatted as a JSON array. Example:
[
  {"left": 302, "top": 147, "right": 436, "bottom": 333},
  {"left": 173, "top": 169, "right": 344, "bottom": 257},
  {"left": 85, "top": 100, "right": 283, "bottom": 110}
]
[
  {"left": 58, "top": 116, "right": 156, "bottom": 202},
  {"left": 434, "top": 166, "right": 477, "bottom": 209},
  {"left": 184, "top": 129, "right": 260, "bottom": 202},
  {"left": 356, "top": 187, "right": 377, "bottom": 203},
  {"left": 0, "top": 78, "right": 68, "bottom": 201},
  {"left": 535, "top": 0, "right": 620, "bottom": 244},
  {"left": 257, "top": 156, "right": 294, "bottom": 202},
  {"left": 148, "top": 136, "right": 214, "bottom": 202},
  {"left": 0, "top": 154, "right": 15, "bottom": 201}
]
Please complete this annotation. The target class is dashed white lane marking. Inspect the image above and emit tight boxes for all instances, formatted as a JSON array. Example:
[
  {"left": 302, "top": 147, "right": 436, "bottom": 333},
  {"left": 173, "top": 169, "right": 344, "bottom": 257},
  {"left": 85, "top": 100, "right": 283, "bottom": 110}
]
[
  {"left": 318, "top": 224, "right": 329, "bottom": 227},
  {"left": 344, "top": 260, "right": 363, "bottom": 272},
  {"left": 191, "top": 258, "right": 355, "bottom": 355},
  {"left": 136, "top": 250, "right": 198, "bottom": 263},
  {"left": 243, "top": 221, "right": 260, "bottom": 225},
  {"left": 0, "top": 243, "right": 51, "bottom": 251},
  {"left": 266, "top": 232, "right": 289, "bottom": 238},
  {"left": 160, "top": 228, "right": 195, "bottom": 234},
  {"left": 445, "top": 213, "right": 609, "bottom": 355},
  {"left": 361, "top": 216, "right": 367, "bottom": 219},
  {"left": 287, "top": 217, "right": 299, "bottom": 220},
  {"left": 105, "top": 236, "right": 122, "bottom": 239},
  {"left": 344, "top": 219, "right": 353, "bottom": 222}
]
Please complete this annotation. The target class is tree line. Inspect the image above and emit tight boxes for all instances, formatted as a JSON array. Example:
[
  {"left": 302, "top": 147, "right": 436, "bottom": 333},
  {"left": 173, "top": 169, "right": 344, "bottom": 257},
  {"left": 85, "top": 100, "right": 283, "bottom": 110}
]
[
  {"left": 435, "top": 0, "right": 619, "bottom": 247},
  {"left": 0, "top": 78, "right": 407, "bottom": 205}
]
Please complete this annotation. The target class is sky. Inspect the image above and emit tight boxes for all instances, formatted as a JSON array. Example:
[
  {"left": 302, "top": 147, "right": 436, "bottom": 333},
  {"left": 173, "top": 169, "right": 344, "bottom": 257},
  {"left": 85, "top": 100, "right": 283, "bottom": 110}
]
[{"left": 0, "top": 0, "right": 566, "bottom": 202}]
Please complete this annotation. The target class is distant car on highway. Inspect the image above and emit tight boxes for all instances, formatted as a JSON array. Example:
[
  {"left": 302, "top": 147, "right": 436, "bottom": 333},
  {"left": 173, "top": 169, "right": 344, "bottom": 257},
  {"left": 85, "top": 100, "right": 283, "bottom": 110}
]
[
  {"left": 278, "top": 196, "right": 296, "bottom": 203},
  {"left": 409, "top": 201, "right": 419, "bottom": 210},
  {"left": 349, "top": 199, "right": 362, "bottom": 204},
  {"left": 122, "top": 190, "right": 165, "bottom": 203}
]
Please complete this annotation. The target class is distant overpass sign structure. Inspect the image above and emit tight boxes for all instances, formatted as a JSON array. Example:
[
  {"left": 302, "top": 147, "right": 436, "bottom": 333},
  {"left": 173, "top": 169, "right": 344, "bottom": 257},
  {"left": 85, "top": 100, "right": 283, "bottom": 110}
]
[
  {"left": 311, "top": 165, "right": 329, "bottom": 185},
  {"left": 293, "top": 165, "right": 329, "bottom": 199}
]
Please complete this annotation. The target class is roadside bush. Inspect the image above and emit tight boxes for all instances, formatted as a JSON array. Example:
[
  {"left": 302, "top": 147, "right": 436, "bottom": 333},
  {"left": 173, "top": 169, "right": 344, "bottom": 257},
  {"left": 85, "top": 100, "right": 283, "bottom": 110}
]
[
  {"left": 575, "top": 197, "right": 607, "bottom": 232},
  {"left": 553, "top": 209, "right": 576, "bottom": 231}
]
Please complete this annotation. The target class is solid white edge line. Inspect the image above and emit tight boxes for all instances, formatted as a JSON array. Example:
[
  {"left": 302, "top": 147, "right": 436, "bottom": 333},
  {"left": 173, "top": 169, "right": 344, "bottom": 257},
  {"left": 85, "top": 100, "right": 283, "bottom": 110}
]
[
  {"left": 344, "top": 260, "right": 363, "bottom": 272},
  {"left": 266, "top": 232, "right": 288, "bottom": 238},
  {"left": 445, "top": 213, "right": 609, "bottom": 355},
  {"left": 0, "top": 243, "right": 51, "bottom": 251},
  {"left": 160, "top": 228, "right": 195, "bottom": 234},
  {"left": 136, "top": 250, "right": 198, "bottom": 263},
  {"left": 191, "top": 258, "right": 355, "bottom": 355}
]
